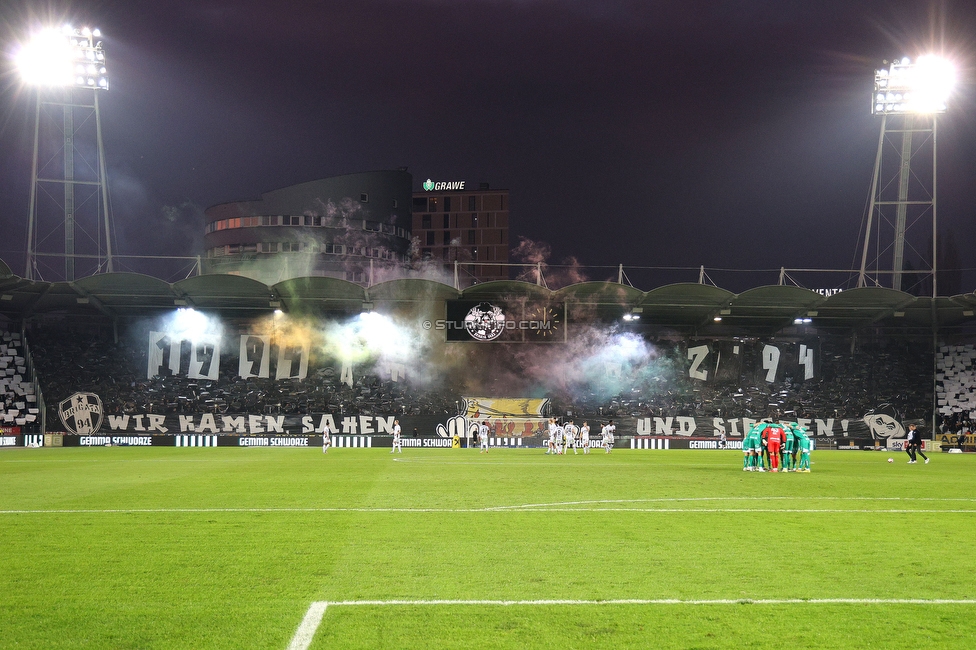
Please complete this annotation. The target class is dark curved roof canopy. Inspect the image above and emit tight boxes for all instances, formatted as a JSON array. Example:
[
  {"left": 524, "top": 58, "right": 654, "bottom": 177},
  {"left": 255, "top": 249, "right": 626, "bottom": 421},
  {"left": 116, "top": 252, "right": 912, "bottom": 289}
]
[{"left": 0, "top": 260, "right": 973, "bottom": 331}]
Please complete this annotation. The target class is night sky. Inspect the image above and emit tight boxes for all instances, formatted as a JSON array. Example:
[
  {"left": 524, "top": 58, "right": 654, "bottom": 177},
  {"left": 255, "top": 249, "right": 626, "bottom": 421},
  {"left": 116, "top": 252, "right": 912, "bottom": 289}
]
[{"left": 1, "top": 0, "right": 974, "bottom": 292}]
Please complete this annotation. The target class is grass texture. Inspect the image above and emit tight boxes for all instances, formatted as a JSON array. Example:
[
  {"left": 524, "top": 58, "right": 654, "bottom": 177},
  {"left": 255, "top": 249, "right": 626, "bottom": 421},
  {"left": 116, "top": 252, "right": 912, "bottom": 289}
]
[{"left": 1, "top": 446, "right": 974, "bottom": 648}]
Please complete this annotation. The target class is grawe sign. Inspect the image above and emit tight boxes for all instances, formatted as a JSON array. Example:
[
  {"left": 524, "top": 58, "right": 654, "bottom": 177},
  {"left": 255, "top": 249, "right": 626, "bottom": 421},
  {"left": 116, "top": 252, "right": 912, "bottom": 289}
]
[{"left": 422, "top": 179, "right": 465, "bottom": 191}]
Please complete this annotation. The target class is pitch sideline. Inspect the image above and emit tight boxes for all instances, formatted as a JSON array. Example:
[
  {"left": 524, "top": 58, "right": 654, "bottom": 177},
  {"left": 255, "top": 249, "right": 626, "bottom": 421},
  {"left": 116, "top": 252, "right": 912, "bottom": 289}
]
[{"left": 286, "top": 598, "right": 976, "bottom": 650}]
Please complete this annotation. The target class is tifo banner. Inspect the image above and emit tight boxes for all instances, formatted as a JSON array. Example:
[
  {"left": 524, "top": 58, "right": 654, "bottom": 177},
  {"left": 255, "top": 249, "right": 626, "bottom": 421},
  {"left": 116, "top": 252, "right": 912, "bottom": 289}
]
[
  {"left": 82, "top": 412, "right": 446, "bottom": 436},
  {"left": 685, "top": 339, "right": 819, "bottom": 383},
  {"left": 631, "top": 412, "right": 921, "bottom": 441},
  {"left": 149, "top": 332, "right": 310, "bottom": 380},
  {"left": 459, "top": 396, "right": 550, "bottom": 437},
  {"left": 47, "top": 403, "right": 920, "bottom": 441},
  {"left": 463, "top": 397, "right": 549, "bottom": 418}
]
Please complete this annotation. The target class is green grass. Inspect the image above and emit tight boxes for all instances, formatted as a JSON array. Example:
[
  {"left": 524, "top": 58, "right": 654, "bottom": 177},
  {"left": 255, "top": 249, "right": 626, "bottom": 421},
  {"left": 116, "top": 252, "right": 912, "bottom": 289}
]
[{"left": 1, "top": 447, "right": 974, "bottom": 648}]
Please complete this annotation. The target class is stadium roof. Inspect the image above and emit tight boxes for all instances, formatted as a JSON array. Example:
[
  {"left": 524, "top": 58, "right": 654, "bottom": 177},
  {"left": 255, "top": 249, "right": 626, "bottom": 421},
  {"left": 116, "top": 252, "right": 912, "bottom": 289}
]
[{"left": 1, "top": 265, "right": 975, "bottom": 332}]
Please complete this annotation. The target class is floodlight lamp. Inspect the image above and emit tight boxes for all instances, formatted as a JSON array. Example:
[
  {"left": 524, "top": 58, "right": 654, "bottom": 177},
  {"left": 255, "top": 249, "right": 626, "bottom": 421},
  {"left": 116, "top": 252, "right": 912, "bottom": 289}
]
[
  {"left": 16, "top": 26, "right": 109, "bottom": 90},
  {"left": 15, "top": 28, "right": 74, "bottom": 86},
  {"left": 872, "top": 55, "right": 954, "bottom": 115}
]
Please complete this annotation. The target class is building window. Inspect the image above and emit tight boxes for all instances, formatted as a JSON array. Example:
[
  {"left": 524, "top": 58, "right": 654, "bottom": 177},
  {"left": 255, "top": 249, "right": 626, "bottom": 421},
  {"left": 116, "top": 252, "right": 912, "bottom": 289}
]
[
  {"left": 443, "top": 214, "right": 450, "bottom": 229},
  {"left": 428, "top": 197, "right": 438, "bottom": 212},
  {"left": 413, "top": 197, "right": 428, "bottom": 209},
  {"left": 392, "top": 199, "right": 398, "bottom": 208},
  {"left": 472, "top": 248, "right": 478, "bottom": 261},
  {"left": 472, "top": 213, "right": 478, "bottom": 226},
  {"left": 422, "top": 248, "right": 432, "bottom": 260},
  {"left": 443, "top": 196, "right": 452, "bottom": 212},
  {"left": 467, "top": 230, "right": 476, "bottom": 245},
  {"left": 314, "top": 216, "right": 322, "bottom": 226},
  {"left": 443, "top": 231, "right": 451, "bottom": 245},
  {"left": 304, "top": 216, "right": 313, "bottom": 226},
  {"left": 422, "top": 214, "right": 431, "bottom": 229},
  {"left": 468, "top": 195, "right": 477, "bottom": 211},
  {"left": 426, "top": 231, "right": 435, "bottom": 245},
  {"left": 360, "top": 193, "right": 369, "bottom": 203}
]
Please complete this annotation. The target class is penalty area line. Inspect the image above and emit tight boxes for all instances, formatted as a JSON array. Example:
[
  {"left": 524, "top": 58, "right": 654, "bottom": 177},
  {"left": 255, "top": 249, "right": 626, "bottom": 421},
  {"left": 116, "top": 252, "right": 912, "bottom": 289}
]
[
  {"left": 286, "top": 601, "right": 327, "bottom": 650},
  {"left": 287, "top": 598, "right": 976, "bottom": 648}
]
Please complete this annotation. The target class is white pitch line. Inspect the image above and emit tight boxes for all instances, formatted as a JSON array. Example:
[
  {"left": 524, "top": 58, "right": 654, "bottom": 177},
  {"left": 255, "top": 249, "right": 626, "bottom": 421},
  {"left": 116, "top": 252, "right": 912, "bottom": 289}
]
[
  {"left": 5, "top": 496, "right": 976, "bottom": 516},
  {"left": 286, "top": 601, "right": 327, "bottom": 650},
  {"left": 321, "top": 598, "right": 976, "bottom": 606},
  {"left": 3, "top": 507, "right": 976, "bottom": 515},
  {"left": 287, "top": 597, "right": 976, "bottom": 648}
]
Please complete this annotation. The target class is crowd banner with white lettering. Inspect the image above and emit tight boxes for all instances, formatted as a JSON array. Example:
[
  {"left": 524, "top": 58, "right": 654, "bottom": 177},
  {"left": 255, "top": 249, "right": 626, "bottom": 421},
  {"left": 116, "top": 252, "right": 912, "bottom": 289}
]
[
  {"left": 47, "top": 399, "right": 924, "bottom": 446},
  {"left": 149, "top": 333, "right": 308, "bottom": 380}
]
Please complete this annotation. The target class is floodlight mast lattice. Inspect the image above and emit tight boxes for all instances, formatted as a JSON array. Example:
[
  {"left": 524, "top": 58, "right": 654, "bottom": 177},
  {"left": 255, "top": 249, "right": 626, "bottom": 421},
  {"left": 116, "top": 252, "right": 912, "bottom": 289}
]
[
  {"left": 19, "top": 26, "right": 113, "bottom": 281},
  {"left": 857, "top": 56, "right": 953, "bottom": 296}
]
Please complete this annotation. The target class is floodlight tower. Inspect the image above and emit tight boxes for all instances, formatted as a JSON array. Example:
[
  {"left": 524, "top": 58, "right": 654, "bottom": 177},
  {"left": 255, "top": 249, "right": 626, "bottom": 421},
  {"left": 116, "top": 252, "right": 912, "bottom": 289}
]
[
  {"left": 17, "top": 25, "right": 113, "bottom": 281},
  {"left": 857, "top": 56, "right": 954, "bottom": 296}
]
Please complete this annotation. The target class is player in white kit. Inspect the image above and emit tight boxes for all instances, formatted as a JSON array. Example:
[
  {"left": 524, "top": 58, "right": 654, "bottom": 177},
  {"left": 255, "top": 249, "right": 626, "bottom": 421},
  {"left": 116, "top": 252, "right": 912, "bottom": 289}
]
[
  {"left": 547, "top": 418, "right": 557, "bottom": 454},
  {"left": 580, "top": 422, "right": 591, "bottom": 454},
  {"left": 322, "top": 424, "right": 332, "bottom": 454},
  {"left": 479, "top": 420, "right": 490, "bottom": 453},
  {"left": 564, "top": 420, "right": 578, "bottom": 454},
  {"left": 602, "top": 420, "right": 615, "bottom": 453},
  {"left": 555, "top": 422, "right": 566, "bottom": 455},
  {"left": 391, "top": 419, "right": 402, "bottom": 453}
]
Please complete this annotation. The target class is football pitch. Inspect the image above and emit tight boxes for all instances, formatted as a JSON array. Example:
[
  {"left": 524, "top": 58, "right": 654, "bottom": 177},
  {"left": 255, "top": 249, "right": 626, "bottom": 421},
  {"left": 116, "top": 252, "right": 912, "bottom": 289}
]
[{"left": 2, "top": 446, "right": 975, "bottom": 649}]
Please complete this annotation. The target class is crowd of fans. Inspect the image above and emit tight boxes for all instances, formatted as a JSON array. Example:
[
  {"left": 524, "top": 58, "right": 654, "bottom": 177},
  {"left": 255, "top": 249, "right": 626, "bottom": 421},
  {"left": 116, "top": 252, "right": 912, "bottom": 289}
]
[
  {"left": 0, "top": 329, "right": 40, "bottom": 430},
  {"left": 20, "top": 321, "right": 941, "bottom": 430},
  {"left": 28, "top": 323, "right": 460, "bottom": 419},
  {"left": 554, "top": 338, "right": 932, "bottom": 423}
]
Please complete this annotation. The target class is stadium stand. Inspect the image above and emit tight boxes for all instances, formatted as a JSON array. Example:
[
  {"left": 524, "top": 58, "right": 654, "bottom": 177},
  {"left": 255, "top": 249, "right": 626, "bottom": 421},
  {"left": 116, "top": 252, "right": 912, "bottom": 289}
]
[
  {"left": 24, "top": 320, "right": 931, "bottom": 426},
  {"left": 552, "top": 337, "right": 931, "bottom": 422},
  {"left": 27, "top": 323, "right": 461, "bottom": 419},
  {"left": 3, "top": 267, "right": 974, "bottom": 435},
  {"left": 0, "top": 328, "right": 41, "bottom": 430}
]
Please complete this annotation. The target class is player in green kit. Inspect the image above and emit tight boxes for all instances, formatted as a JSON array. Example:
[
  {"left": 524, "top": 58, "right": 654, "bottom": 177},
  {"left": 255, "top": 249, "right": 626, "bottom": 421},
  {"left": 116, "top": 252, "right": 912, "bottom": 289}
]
[
  {"left": 789, "top": 422, "right": 812, "bottom": 472},
  {"left": 744, "top": 422, "right": 766, "bottom": 471},
  {"left": 781, "top": 422, "right": 797, "bottom": 471}
]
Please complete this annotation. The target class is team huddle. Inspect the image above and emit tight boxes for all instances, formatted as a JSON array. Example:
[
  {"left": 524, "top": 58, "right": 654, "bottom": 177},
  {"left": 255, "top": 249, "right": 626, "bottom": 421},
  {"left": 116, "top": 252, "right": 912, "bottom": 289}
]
[
  {"left": 542, "top": 418, "right": 615, "bottom": 455},
  {"left": 742, "top": 420, "right": 812, "bottom": 472}
]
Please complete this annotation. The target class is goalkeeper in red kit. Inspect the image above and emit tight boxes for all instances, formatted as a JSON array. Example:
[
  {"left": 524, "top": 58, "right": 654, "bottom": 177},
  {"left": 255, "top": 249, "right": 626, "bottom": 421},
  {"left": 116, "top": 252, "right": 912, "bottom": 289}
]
[{"left": 763, "top": 421, "right": 787, "bottom": 472}]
